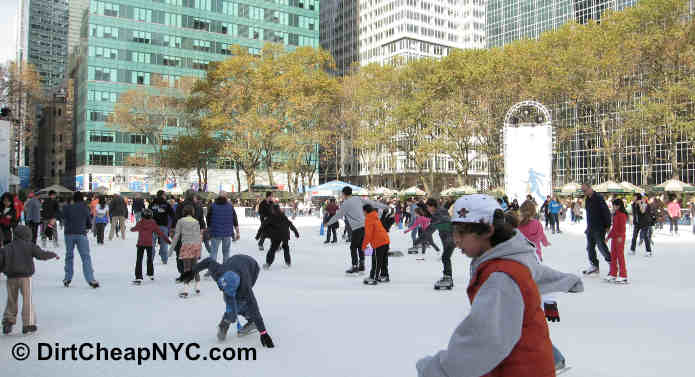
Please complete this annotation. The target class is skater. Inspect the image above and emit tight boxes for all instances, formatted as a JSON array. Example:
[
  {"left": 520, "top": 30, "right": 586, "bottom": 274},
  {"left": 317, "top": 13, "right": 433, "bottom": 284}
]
[
  {"left": 256, "top": 204, "right": 299, "bottom": 269},
  {"left": 540, "top": 195, "right": 552, "bottom": 230},
  {"left": 416, "top": 194, "right": 583, "bottom": 377},
  {"left": 580, "top": 182, "right": 612, "bottom": 275},
  {"left": 325, "top": 186, "right": 388, "bottom": 274},
  {"left": 94, "top": 196, "right": 109, "bottom": 245},
  {"left": 149, "top": 190, "right": 175, "bottom": 264},
  {"left": 172, "top": 190, "right": 206, "bottom": 274},
  {"left": 1, "top": 193, "right": 18, "bottom": 246},
  {"left": 131, "top": 193, "right": 145, "bottom": 223},
  {"left": 404, "top": 207, "right": 440, "bottom": 256},
  {"left": 206, "top": 191, "right": 240, "bottom": 264},
  {"left": 172, "top": 205, "right": 202, "bottom": 297},
  {"left": 178, "top": 254, "right": 275, "bottom": 347},
  {"left": 630, "top": 193, "right": 653, "bottom": 256},
  {"left": 605, "top": 198, "right": 629, "bottom": 284},
  {"left": 130, "top": 209, "right": 170, "bottom": 284},
  {"left": 549, "top": 196, "right": 562, "bottom": 234},
  {"left": 108, "top": 194, "right": 127, "bottom": 241},
  {"left": 24, "top": 193, "right": 41, "bottom": 244},
  {"left": 40, "top": 190, "right": 61, "bottom": 248},
  {"left": 0, "top": 225, "right": 59, "bottom": 335},
  {"left": 416, "top": 198, "right": 455, "bottom": 290},
  {"left": 61, "top": 191, "right": 99, "bottom": 288},
  {"left": 324, "top": 198, "right": 339, "bottom": 244},
  {"left": 257, "top": 192, "right": 274, "bottom": 251},
  {"left": 517, "top": 200, "right": 550, "bottom": 261},
  {"left": 667, "top": 195, "right": 680, "bottom": 235},
  {"left": 362, "top": 204, "right": 390, "bottom": 284}
]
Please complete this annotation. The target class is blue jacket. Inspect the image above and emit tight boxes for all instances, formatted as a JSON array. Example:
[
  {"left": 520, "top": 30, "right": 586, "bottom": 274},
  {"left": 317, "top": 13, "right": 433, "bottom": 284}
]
[
  {"left": 62, "top": 202, "right": 92, "bottom": 235},
  {"left": 206, "top": 197, "right": 238, "bottom": 238},
  {"left": 192, "top": 255, "right": 265, "bottom": 332},
  {"left": 585, "top": 192, "right": 612, "bottom": 232},
  {"left": 549, "top": 201, "right": 562, "bottom": 214}
]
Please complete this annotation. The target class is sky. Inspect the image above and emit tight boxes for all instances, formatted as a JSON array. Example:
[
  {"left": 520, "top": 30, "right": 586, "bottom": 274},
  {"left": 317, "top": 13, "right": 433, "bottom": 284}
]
[{"left": 0, "top": 0, "right": 19, "bottom": 65}]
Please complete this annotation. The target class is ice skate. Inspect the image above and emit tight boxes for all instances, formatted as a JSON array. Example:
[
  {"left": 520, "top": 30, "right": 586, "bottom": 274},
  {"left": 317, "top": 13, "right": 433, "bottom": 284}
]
[
  {"left": 358, "top": 262, "right": 365, "bottom": 274},
  {"left": 615, "top": 277, "right": 629, "bottom": 284},
  {"left": 217, "top": 320, "right": 231, "bottom": 341},
  {"left": 363, "top": 277, "right": 378, "bottom": 285},
  {"left": 258, "top": 244, "right": 264, "bottom": 251},
  {"left": 89, "top": 281, "right": 100, "bottom": 289},
  {"left": 407, "top": 247, "right": 419, "bottom": 254},
  {"left": 434, "top": 276, "right": 454, "bottom": 290},
  {"left": 63, "top": 279, "right": 71, "bottom": 287},
  {"left": 263, "top": 263, "right": 270, "bottom": 270},
  {"left": 237, "top": 321, "right": 258, "bottom": 337},
  {"left": 603, "top": 275, "right": 616, "bottom": 283},
  {"left": 377, "top": 274, "right": 390, "bottom": 283},
  {"left": 178, "top": 292, "right": 188, "bottom": 298},
  {"left": 284, "top": 263, "right": 291, "bottom": 269},
  {"left": 646, "top": 251, "right": 653, "bottom": 257},
  {"left": 582, "top": 266, "right": 599, "bottom": 275},
  {"left": 132, "top": 279, "right": 143, "bottom": 286},
  {"left": 22, "top": 325, "right": 37, "bottom": 334},
  {"left": 2, "top": 321, "right": 12, "bottom": 334},
  {"left": 345, "top": 265, "right": 360, "bottom": 275}
]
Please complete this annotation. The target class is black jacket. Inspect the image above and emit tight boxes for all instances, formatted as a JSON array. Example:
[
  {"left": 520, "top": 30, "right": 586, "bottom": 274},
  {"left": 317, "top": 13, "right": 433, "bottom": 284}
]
[
  {"left": 41, "top": 198, "right": 61, "bottom": 220},
  {"left": 192, "top": 255, "right": 266, "bottom": 332},
  {"left": 585, "top": 192, "right": 612, "bottom": 232},
  {"left": 149, "top": 197, "right": 175, "bottom": 227},
  {"left": 0, "top": 225, "right": 57, "bottom": 278},
  {"left": 173, "top": 199, "right": 206, "bottom": 230},
  {"left": 256, "top": 212, "right": 299, "bottom": 241},
  {"left": 132, "top": 198, "right": 145, "bottom": 213},
  {"left": 109, "top": 196, "right": 128, "bottom": 217},
  {"left": 258, "top": 200, "right": 273, "bottom": 222}
]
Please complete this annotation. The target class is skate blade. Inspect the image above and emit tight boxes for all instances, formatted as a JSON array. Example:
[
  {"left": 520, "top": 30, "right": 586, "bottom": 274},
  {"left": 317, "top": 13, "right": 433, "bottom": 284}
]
[{"left": 556, "top": 366, "right": 572, "bottom": 375}]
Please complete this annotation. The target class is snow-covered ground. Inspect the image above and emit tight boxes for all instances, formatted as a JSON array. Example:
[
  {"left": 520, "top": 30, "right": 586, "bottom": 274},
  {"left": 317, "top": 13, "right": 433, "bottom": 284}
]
[{"left": 1, "top": 215, "right": 693, "bottom": 376}]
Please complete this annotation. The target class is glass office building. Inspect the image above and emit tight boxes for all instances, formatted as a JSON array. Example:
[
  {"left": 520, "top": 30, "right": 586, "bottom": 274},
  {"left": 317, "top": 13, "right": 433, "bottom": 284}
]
[
  {"left": 486, "top": 0, "right": 638, "bottom": 48},
  {"left": 73, "top": 0, "right": 319, "bottom": 188}
]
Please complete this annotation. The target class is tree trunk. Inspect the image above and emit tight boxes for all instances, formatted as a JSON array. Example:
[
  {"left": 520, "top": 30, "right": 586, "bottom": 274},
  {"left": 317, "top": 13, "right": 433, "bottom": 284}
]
[
  {"left": 235, "top": 164, "right": 241, "bottom": 193},
  {"left": 670, "top": 141, "right": 680, "bottom": 180},
  {"left": 600, "top": 119, "right": 615, "bottom": 181}
]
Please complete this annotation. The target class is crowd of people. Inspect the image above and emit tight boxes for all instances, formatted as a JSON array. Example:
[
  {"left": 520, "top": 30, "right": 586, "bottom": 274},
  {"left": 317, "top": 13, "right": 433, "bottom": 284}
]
[{"left": 0, "top": 181, "right": 688, "bottom": 375}]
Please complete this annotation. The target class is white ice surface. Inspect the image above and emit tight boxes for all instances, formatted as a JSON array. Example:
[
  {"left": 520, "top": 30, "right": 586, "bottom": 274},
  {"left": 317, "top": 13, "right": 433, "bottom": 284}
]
[{"left": 1, "top": 215, "right": 693, "bottom": 376}]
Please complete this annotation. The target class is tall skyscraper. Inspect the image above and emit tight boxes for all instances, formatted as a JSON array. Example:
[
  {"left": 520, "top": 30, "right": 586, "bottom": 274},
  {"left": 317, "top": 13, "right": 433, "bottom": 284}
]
[
  {"left": 486, "top": 0, "right": 639, "bottom": 48},
  {"left": 73, "top": 0, "right": 319, "bottom": 191},
  {"left": 321, "top": 0, "right": 486, "bottom": 72},
  {"left": 17, "top": 0, "right": 69, "bottom": 92}
]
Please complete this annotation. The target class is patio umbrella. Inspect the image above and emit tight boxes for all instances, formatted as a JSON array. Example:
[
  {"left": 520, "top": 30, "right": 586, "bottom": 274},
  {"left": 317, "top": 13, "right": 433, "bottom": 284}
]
[
  {"left": 370, "top": 187, "right": 397, "bottom": 196},
  {"left": 399, "top": 186, "right": 427, "bottom": 196},
  {"left": 654, "top": 179, "right": 695, "bottom": 192},
  {"left": 560, "top": 182, "right": 582, "bottom": 194},
  {"left": 441, "top": 186, "right": 477, "bottom": 196},
  {"left": 38, "top": 184, "right": 74, "bottom": 194},
  {"left": 593, "top": 180, "right": 625, "bottom": 193},
  {"left": 619, "top": 181, "right": 642, "bottom": 194}
]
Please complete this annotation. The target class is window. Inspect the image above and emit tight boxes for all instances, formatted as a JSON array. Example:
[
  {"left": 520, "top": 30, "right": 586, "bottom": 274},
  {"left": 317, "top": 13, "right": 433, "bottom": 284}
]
[
  {"left": 89, "top": 152, "right": 114, "bottom": 166},
  {"left": 132, "top": 71, "right": 151, "bottom": 85},
  {"left": 89, "top": 130, "right": 115, "bottom": 143},
  {"left": 217, "top": 158, "right": 235, "bottom": 169},
  {"left": 130, "top": 134, "right": 148, "bottom": 144},
  {"left": 89, "top": 67, "right": 117, "bottom": 82},
  {"left": 164, "top": 35, "right": 182, "bottom": 48},
  {"left": 162, "top": 55, "right": 181, "bottom": 67},
  {"left": 132, "top": 31, "right": 152, "bottom": 44}
]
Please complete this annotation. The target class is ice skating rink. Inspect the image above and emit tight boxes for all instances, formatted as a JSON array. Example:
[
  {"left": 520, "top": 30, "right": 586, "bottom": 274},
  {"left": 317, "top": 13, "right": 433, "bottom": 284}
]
[{"left": 1, "top": 216, "right": 693, "bottom": 376}]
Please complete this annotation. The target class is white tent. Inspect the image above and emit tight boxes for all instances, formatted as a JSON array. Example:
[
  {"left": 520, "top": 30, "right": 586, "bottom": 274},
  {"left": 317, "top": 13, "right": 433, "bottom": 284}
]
[{"left": 399, "top": 186, "right": 427, "bottom": 196}]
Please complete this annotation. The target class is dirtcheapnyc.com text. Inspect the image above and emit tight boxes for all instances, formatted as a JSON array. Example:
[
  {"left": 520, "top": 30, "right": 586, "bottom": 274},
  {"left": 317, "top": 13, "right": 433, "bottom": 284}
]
[{"left": 10, "top": 342, "right": 257, "bottom": 365}]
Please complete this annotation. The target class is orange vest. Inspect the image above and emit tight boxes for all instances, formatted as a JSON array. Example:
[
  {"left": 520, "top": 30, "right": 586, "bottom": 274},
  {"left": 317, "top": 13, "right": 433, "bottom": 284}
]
[{"left": 467, "top": 259, "right": 556, "bottom": 377}]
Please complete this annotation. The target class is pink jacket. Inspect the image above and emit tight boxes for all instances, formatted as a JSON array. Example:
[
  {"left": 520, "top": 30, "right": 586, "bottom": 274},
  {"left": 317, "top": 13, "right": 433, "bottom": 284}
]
[
  {"left": 518, "top": 219, "right": 549, "bottom": 261},
  {"left": 667, "top": 201, "right": 681, "bottom": 218},
  {"left": 404, "top": 216, "right": 430, "bottom": 233}
]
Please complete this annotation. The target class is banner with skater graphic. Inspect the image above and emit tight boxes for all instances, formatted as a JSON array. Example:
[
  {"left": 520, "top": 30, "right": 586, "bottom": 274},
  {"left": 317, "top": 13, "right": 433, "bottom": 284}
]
[
  {"left": 503, "top": 126, "right": 552, "bottom": 204},
  {"left": 0, "top": 121, "right": 9, "bottom": 193}
]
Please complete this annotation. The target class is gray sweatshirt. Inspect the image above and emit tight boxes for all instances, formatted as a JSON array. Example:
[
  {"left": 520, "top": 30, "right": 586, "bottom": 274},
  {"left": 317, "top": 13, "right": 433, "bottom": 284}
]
[
  {"left": 416, "top": 231, "right": 583, "bottom": 377},
  {"left": 325, "top": 196, "right": 388, "bottom": 230},
  {"left": 172, "top": 216, "right": 201, "bottom": 246},
  {"left": 24, "top": 198, "right": 42, "bottom": 223}
]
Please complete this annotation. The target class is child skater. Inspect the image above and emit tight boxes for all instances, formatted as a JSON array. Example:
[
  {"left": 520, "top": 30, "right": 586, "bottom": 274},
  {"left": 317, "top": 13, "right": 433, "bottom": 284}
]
[
  {"left": 172, "top": 205, "right": 203, "bottom": 297},
  {"left": 404, "top": 207, "right": 439, "bottom": 258},
  {"left": 178, "top": 254, "right": 275, "bottom": 347},
  {"left": 0, "top": 225, "right": 59, "bottom": 335},
  {"left": 517, "top": 200, "right": 551, "bottom": 261},
  {"left": 94, "top": 196, "right": 109, "bottom": 245},
  {"left": 256, "top": 204, "right": 300, "bottom": 269},
  {"left": 362, "top": 204, "right": 390, "bottom": 285},
  {"left": 415, "top": 198, "right": 456, "bottom": 290},
  {"left": 416, "top": 194, "right": 583, "bottom": 377},
  {"left": 606, "top": 198, "right": 629, "bottom": 284},
  {"left": 130, "top": 209, "right": 170, "bottom": 285}
]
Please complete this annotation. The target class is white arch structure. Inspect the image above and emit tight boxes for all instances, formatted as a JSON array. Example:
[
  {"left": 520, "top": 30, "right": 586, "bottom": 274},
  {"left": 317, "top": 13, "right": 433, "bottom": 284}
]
[{"left": 503, "top": 100, "right": 552, "bottom": 127}]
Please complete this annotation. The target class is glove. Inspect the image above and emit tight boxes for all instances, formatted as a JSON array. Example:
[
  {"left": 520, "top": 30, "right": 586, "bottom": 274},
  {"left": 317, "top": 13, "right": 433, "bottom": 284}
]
[
  {"left": 544, "top": 302, "right": 560, "bottom": 322},
  {"left": 294, "top": 231, "right": 300, "bottom": 238},
  {"left": 176, "top": 270, "right": 195, "bottom": 284},
  {"left": 260, "top": 332, "right": 275, "bottom": 348}
]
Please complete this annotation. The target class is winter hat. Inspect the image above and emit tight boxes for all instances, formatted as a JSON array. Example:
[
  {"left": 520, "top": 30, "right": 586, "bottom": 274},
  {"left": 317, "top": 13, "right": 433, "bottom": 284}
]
[
  {"left": 28, "top": 192, "right": 34, "bottom": 198},
  {"left": 451, "top": 194, "right": 502, "bottom": 225},
  {"left": 142, "top": 208, "right": 153, "bottom": 218}
]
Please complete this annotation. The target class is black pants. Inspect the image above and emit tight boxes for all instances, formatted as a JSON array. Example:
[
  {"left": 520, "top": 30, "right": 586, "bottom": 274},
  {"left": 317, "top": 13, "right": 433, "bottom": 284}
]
[
  {"left": 370, "top": 244, "right": 389, "bottom": 279},
  {"left": 135, "top": 246, "right": 154, "bottom": 280},
  {"left": 28, "top": 221, "right": 40, "bottom": 244},
  {"left": 349, "top": 227, "right": 365, "bottom": 267},
  {"left": 266, "top": 239, "right": 290, "bottom": 266},
  {"left": 670, "top": 217, "right": 679, "bottom": 233},
  {"left": 442, "top": 242, "right": 455, "bottom": 277},
  {"left": 586, "top": 229, "right": 611, "bottom": 267},
  {"left": 326, "top": 224, "right": 338, "bottom": 242},
  {"left": 343, "top": 222, "right": 352, "bottom": 242},
  {"left": 544, "top": 213, "right": 551, "bottom": 229},
  {"left": 95, "top": 223, "right": 106, "bottom": 244},
  {"left": 630, "top": 224, "right": 641, "bottom": 251}
]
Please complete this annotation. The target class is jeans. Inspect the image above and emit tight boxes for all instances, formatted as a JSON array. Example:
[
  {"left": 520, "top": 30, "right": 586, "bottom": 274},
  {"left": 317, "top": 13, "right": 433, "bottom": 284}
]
[
  {"left": 586, "top": 228, "right": 611, "bottom": 268},
  {"left": 551, "top": 213, "right": 560, "bottom": 233},
  {"left": 410, "top": 226, "right": 419, "bottom": 246},
  {"left": 157, "top": 225, "right": 169, "bottom": 263},
  {"left": 349, "top": 227, "right": 365, "bottom": 267},
  {"left": 64, "top": 234, "right": 96, "bottom": 283},
  {"left": 210, "top": 236, "right": 232, "bottom": 263}
]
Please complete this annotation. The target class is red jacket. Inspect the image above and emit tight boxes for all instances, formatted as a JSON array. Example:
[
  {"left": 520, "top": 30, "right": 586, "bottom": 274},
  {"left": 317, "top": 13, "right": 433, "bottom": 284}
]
[
  {"left": 14, "top": 196, "right": 24, "bottom": 220},
  {"left": 131, "top": 219, "right": 171, "bottom": 247},
  {"left": 362, "top": 211, "right": 389, "bottom": 250},
  {"left": 468, "top": 259, "right": 555, "bottom": 377},
  {"left": 607, "top": 211, "right": 628, "bottom": 239}
]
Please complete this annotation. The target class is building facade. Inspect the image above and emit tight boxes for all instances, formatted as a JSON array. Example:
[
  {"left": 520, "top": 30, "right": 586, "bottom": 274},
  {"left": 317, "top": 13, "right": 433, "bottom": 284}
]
[
  {"left": 72, "top": 0, "right": 320, "bottom": 192},
  {"left": 486, "top": 0, "right": 639, "bottom": 48},
  {"left": 34, "top": 89, "right": 75, "bottom": 189}
]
